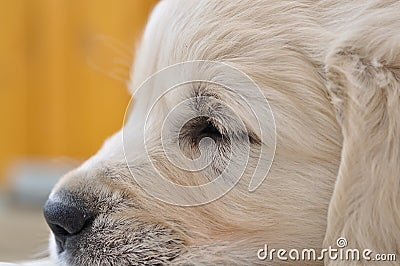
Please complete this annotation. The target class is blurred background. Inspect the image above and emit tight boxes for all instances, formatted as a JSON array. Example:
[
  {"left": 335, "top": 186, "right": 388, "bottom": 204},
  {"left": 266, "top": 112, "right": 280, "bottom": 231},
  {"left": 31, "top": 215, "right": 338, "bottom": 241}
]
[{"left": 0, "top": 0, "right": 158, "bottom": 262}]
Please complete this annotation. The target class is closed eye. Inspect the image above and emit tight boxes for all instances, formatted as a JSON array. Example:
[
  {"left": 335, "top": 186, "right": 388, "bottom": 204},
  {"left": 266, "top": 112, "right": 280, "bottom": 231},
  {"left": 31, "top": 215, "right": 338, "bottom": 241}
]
[
  {"left": 179, "top": 116, "right": 259, "bottom": 148},
  {"left": 179, "top": 116, "right": 224, "bottom": 145},
  {"left": 198, "top": 120, "right": 223, "bottom": 140}
]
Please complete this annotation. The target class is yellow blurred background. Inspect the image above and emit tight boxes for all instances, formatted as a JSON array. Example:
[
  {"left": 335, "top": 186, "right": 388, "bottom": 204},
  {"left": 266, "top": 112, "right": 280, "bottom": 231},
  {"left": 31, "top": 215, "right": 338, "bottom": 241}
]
[
  {"left": 0, "top": 0, "right": 158, "bottom": 184},
  {"left": 0, "top": 0, "right": 158, "bottom": 261}
]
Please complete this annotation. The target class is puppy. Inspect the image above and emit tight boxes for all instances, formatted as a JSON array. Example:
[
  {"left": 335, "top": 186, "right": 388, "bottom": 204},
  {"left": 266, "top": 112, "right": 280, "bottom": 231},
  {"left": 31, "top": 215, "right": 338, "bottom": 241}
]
[{"left": 42, "top": 0, "right": 400, "bottom": 265}]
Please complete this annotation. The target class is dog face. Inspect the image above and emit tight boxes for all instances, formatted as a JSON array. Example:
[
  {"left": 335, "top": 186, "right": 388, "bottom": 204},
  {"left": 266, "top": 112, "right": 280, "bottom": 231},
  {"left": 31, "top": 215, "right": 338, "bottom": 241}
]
[{"left": 43, "top": 1, "right": 349, "bottom": 265}]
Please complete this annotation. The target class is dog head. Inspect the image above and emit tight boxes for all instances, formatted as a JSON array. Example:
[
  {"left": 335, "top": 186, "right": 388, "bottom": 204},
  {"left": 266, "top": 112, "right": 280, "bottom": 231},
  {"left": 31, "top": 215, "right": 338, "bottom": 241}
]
[{"left": 43, "top": 1, "right": 347, "bottom": 265}]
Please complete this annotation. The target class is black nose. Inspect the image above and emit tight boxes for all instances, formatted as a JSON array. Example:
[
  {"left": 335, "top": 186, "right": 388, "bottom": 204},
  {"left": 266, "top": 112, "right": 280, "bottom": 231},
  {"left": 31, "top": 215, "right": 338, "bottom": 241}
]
[{"left": 43, "top": 198, "right": 93, "bottom": 250}]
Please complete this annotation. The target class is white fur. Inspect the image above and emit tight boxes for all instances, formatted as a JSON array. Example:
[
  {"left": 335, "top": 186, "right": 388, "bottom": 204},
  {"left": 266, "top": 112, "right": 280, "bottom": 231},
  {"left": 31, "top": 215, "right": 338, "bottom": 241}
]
[{"left": 26, "top": 0, "right": 400, "bottom": 265}]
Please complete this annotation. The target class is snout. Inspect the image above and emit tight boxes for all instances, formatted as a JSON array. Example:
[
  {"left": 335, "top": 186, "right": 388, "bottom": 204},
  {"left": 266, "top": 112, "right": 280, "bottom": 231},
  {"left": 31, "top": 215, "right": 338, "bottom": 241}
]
[{"left": 43, "top": 192, "right": 94, "bottom": 252}]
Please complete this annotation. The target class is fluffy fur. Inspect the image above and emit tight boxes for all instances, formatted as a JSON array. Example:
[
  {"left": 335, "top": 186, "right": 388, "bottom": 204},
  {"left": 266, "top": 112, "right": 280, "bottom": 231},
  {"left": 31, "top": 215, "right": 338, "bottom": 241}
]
[{"left": 41, "top": 0, "right": 399, "bottom": 265}]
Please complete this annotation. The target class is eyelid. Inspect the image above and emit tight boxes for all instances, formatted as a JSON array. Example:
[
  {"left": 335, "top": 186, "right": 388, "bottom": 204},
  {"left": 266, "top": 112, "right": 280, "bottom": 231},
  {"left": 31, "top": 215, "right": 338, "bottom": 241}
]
[
  {"left": 211, "top": 119, "right": 260, "bottom": 145},
  {"left": 217, "top": 120, "right": 260, "bottom": 144},
  {"left": 200, "top": 120, "right": 223, "bottom": 138},
  {"left": 207, "top": 119, "right": 224, "bottom": 136}
]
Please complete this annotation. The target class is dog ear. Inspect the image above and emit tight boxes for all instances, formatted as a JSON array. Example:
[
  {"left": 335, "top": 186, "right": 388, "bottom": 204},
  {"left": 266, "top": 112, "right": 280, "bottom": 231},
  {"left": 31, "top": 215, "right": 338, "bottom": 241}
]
[{"left": 323, "top": 12, "right": 400, "bottom": 264}]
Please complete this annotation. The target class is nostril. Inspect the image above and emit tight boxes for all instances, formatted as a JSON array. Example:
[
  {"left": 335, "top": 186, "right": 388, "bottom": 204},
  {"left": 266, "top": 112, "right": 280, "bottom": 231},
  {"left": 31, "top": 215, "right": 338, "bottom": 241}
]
[
  {"left": 47, "top": 223, "right": 70, "bottom": 251},
  {"left": 43, "top": 198, "right": 93, "bottom": 249},
  {"left": 51, "top": 224, "right": 70, "bottom": 236}
]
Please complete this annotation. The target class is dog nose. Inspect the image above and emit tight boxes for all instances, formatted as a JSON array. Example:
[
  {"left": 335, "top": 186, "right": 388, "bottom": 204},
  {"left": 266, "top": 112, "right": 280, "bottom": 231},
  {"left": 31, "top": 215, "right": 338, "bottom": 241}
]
[{"left": 43, "top": 198, "right": 93, "bottom": 249}]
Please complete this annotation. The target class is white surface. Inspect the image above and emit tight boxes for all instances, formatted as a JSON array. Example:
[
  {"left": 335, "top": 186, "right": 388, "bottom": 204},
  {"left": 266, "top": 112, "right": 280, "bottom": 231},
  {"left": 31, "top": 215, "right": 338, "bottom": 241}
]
[
  {"left": 0, "top": 258, "right": 54, "bottom": 266},
  {"left": 0, "top": 206, "right": 49, "bottom": 262}
]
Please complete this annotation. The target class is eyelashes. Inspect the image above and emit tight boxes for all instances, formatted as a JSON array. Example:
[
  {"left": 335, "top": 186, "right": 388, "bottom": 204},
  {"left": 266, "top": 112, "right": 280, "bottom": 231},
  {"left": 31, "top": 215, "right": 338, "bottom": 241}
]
[
  {"left": 179, "top": 116, "right": 224, "bottom": 146},
  {"left": 198, "top": 120, "right": 223, "bottom": 141},
  {"left": 178, "top": 115, "right": 258, "bottom": 148}
]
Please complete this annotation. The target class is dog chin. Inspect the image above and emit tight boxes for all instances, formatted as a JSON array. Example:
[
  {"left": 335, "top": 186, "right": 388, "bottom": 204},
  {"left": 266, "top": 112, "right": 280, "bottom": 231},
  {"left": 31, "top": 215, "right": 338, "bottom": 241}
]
[{"left": 48, "top": 236, "right": 63, "bottom": 265}]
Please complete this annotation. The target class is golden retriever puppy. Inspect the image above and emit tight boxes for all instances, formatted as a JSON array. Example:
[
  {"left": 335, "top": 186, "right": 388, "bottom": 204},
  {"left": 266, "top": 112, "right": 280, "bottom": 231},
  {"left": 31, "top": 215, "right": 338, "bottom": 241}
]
[{"left": 41, "top": 0, "right": 399, "bottom": 265}]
